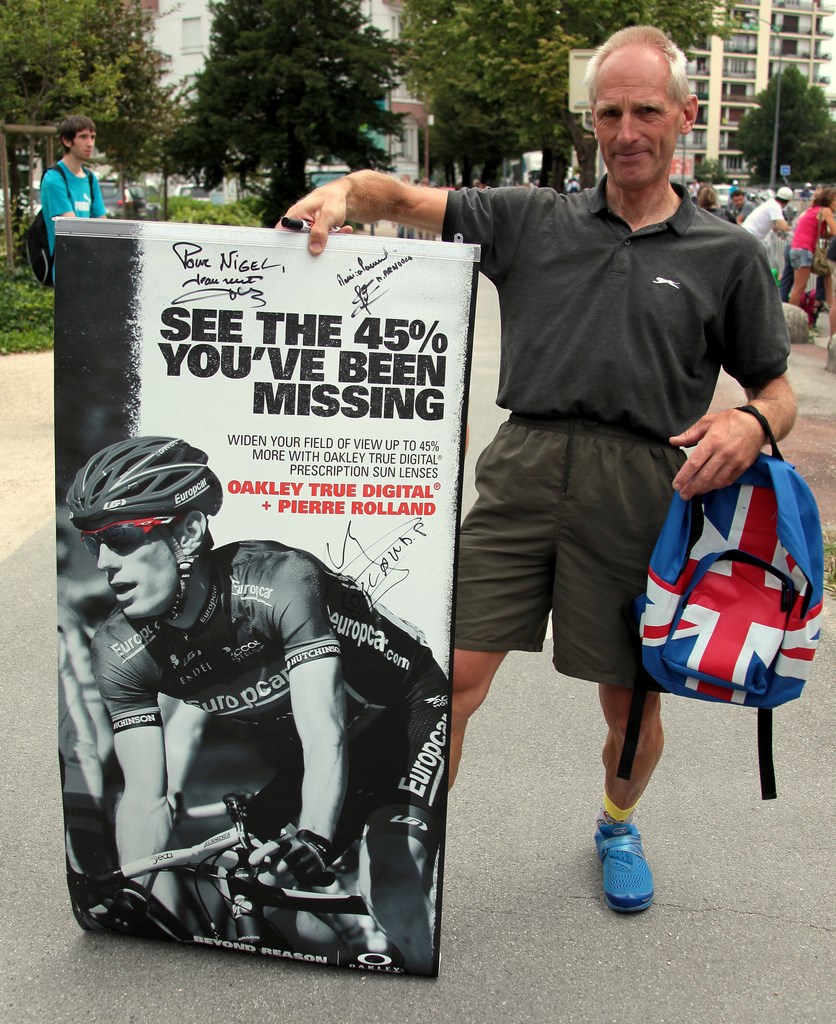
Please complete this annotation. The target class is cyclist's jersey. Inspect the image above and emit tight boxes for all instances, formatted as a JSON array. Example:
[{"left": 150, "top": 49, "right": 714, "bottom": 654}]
[{"left": 91, "top": 540, "right": 445, "bottom": 736}]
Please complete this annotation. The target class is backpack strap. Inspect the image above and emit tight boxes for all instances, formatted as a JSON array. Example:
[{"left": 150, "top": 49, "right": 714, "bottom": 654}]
[
  {"left": 616, "top": 601, "right": 658, "bottom": 784},
  {"left": 736, "top": 405, "right": 782, "bottom": 460},
  {"left": 53, "top": 161, "right": 94, "bottom": 206},
  {"left": 618, "top": 667, "right": 779, "bottom": 799},
  {"left": 52, "top": 162, "right": 75, "bottom": 205},
  {"left": 736, "top": 408, "right": 783, "bottom": 799},
  {"left": 616, "top": 664, "right": 651, "bottom": 783},
  {"left": 757, "top": 709, "right": 777, "bottom": 800}
]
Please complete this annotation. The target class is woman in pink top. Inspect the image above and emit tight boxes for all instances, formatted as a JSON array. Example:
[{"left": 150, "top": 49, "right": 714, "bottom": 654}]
[{"left": 789, "top": 186, "right": 836, "bottom": 310}]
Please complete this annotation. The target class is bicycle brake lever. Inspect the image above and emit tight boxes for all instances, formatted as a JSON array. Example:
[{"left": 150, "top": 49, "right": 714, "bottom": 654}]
[
  {"left": 223, "top": 793, "right": 256, "bottom": 852},
  {"left": 223, "top": 792, "right": 245, "bottom": 819}
]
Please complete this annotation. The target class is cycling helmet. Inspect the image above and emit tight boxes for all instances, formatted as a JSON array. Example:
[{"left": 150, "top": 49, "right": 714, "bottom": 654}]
[{"left": 67, "top": 436, "right": 223, "bottom": 530}]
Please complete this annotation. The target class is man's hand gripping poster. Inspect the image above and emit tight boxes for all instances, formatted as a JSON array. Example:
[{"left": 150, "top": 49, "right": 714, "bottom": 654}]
[{"left": 53, "top": 218, "right": 478, "bottom": 977}]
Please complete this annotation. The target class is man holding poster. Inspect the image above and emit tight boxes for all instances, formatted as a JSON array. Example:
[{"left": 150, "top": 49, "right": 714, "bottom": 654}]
[
  {"left": 67, "top": 434, "right": 447, "bottom": 973},
  {"left": 283, "top": 26, "right": 796, "bottom": 914}
]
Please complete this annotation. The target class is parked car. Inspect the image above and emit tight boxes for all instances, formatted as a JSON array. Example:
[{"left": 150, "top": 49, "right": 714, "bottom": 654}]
[
  {"left": 175, "top": 183, "right": 211, "bottom": 201},
  {"left": 98, "top": 181, "right": 154, "bottom": 219},
  {"left": 174, "top": 183, "right": 227, "bottom": 204},
  {"left": 127, "top": 184, "right": 158, "bottom": 219}
]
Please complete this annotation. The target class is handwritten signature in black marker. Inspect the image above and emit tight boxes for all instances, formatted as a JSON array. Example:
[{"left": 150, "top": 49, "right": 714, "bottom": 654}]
[
  {"left": 326, "top": 517, "right": 428, "bottom": 605},
  {"left": 350, "top": 280, "right": 387, "bottom": 318},
  {"left": 172, "top": 284, "right": 268, "bottom": 308},
  {"left": 170, "top": 242, "right": 281, "bottom": 307}
]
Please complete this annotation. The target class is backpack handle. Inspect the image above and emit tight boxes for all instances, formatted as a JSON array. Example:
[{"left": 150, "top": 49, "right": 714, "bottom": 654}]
[{"left": 736, "top": 405, "right": 782, "bottom": 460}]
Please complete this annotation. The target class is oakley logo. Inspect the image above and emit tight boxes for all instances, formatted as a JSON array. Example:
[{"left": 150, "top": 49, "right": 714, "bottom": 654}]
[{"left": 652, "top": 276, "right": 681, "bottom": 289}]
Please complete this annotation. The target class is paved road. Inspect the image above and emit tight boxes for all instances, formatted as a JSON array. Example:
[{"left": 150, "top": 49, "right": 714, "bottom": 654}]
[{"left": 1, "top": 282, "right": 834, "bottom": 1023}]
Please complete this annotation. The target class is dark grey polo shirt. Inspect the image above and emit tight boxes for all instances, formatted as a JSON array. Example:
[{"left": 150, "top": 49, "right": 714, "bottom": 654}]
[{"left": 442, "top": 179, "right": 789, "bottom": 441}]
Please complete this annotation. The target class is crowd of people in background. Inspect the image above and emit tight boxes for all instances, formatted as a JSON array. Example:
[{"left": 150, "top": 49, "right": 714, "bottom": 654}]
[
  {"left": 399, "top": 166, "right": 836, "bottom": 345},
  {"left": 686, "top": 177, "right": 836, "bottom": 342}
]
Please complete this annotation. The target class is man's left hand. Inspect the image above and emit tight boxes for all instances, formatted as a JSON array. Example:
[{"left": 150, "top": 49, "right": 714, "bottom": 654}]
[{"left": 669, "top": 408, "right": 767, "bottom": 500}]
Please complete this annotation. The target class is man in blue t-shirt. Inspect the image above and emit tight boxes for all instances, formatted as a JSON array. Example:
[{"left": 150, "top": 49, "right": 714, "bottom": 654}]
[{"left": 40, "top": 115, "right": 107, "bottom": 280}]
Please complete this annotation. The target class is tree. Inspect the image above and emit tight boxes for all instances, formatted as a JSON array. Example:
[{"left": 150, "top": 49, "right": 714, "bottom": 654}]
[
  {"left": 168, "top": 0, "right": 403, "bottom": 223},
  {"left": 0, "top": 0, "right": 174, "bottom": 251},
  {"left": 402, "top": 0, "right": 576, "bottom": 186},
  {"left": 425, "top": 83, "right": 524, "bottom": 186},
  {"left": 402, "top": 0, "right": 732, "bottom": 188},
  {"left": 90, "top": 2, "right": 179, "bottom": 194},
  {"left": 736, "top": 65, "right": 834, "bottom": 183},
  {"left": 0, "top": 0, "right": 130, "bottom": 128},
  {"left": 696, "top": 158, "right": 725, "bottom": 183}
]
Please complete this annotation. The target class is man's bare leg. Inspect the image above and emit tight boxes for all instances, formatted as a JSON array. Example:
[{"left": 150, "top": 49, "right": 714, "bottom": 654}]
[
  {"left": 449, "top": 649, "right": 507, "bottom": 786},
  {"left": 598, "top": 683, "right": 664, "bottom": 808},
  {"left": 595, "top": 682, "right": 663, "bottom": 912}
]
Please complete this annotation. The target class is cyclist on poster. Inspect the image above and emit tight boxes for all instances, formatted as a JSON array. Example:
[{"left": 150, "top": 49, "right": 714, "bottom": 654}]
[{"left": 65, "top": 434, "right": 448, "bottom": 974}]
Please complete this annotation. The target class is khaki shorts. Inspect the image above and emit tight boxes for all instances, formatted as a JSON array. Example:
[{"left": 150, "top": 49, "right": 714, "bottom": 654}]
[{"left": 454, "top": 417, "right": 686, "bottom": 688}]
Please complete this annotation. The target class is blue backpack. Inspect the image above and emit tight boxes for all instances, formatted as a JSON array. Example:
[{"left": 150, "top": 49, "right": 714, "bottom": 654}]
[{"left": 618, "top": 428, "right": 824, "bottom": 799}]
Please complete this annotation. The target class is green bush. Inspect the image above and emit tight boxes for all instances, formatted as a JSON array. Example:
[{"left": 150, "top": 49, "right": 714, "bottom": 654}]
[
  {"left": 0, "top": 266, "right": 54, "bottom": 354},
  {"left": 165, "top": 196, "right": 265, "bottom": 226}
]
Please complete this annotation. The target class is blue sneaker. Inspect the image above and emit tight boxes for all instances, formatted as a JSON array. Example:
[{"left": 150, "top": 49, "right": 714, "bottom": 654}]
[{"left": 594, "top": 822, "right": 654, "bottom": 913}]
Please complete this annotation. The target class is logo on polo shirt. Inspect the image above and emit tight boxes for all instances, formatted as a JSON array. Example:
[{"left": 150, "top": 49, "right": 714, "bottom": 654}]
[{"left": 652, "top": 276, "right": 681, "bottom": 289}]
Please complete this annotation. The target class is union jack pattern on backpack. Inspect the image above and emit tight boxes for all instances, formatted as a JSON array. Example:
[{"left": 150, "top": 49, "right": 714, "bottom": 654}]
[{"left": 636, "top": 454, "right": 823, "bottom": 709}]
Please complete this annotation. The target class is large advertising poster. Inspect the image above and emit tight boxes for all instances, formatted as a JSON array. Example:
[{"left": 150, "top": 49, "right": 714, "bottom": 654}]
[{"left": 54, "top": 218, "right": 478, "bottom": 976}]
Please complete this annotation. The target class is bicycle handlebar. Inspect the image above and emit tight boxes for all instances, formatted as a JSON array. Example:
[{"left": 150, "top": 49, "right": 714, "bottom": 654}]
[
  {"left": 94, "top": 827, "right": 241, "bottom": 884},
  {"left": 83, "top": 792, "right": 370, "bottom": 920}
]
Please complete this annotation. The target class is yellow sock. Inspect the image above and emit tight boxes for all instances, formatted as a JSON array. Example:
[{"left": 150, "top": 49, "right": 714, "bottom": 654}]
[{"left": 603, "top": 792, "right": 638, "bottom": 823}]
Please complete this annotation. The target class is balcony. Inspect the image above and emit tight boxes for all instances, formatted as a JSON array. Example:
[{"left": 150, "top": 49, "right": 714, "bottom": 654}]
[
  {"left": 774, "top": 47, "right": 814, "bottom": 58},
  {"left": 773, "top": 0, "right": 816, "bottom": 12},
  {"left": 721, "top": 92, "right": 757, "bottom": 103}
]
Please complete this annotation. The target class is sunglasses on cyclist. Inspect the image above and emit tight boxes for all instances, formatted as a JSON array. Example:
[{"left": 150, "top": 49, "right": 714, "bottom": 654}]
[{"left": 80, "top": 516, "right": 181, "bottom": 557}]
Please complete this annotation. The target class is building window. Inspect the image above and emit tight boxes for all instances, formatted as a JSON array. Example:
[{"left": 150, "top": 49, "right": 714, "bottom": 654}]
[
  {"left": 723, "top": 57, "right": 755, "bottom": 77},
  {"left": 182, "top": 17, "right": 202, "bottom": 54},
  {"left": 725, "top": 33, "right": 756, "bottom": 54}
]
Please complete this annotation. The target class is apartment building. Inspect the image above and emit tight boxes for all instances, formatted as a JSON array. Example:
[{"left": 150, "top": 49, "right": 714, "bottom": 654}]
[
  {"left": 682, "top": 0, "right": 835, "bottom": 181},
  {"left": 143, "top": 0, "right": 426, "bottom": 182}
]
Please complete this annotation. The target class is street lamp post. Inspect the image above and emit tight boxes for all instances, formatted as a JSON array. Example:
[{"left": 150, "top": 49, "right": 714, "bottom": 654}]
[
  {"left": 769, "top": 51, "right": 783, "bottom": 191},
  {"left": 742, "top": 14, "right": 783, "bottom": 190}
]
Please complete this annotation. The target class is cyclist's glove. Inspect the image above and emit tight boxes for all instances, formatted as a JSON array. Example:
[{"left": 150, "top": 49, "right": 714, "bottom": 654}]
[
  {"left": 277, "top": 830, "right": 336, "bottom": 886},
  {"left": 93, "top": 880, "right": 149, "bottom": 934}
]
